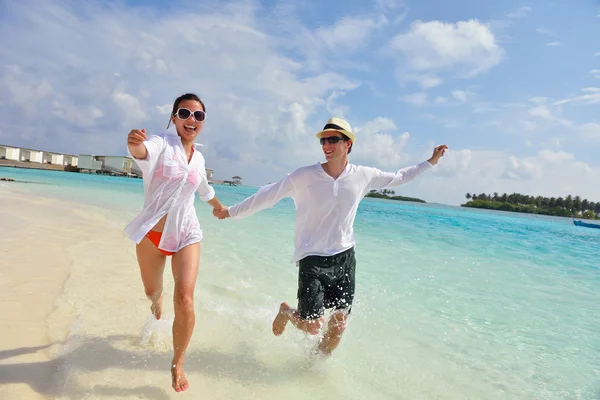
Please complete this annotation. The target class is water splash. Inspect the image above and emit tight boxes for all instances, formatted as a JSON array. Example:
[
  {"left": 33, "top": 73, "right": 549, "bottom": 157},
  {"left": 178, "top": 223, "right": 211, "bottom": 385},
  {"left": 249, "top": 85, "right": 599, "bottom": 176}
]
[{"left": 139, "top": 313, "right": 174, "bottom": 353}]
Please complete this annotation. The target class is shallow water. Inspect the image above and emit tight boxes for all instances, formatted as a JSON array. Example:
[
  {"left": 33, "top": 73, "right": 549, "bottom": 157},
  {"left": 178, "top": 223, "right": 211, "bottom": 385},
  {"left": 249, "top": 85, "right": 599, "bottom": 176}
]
[{"left": 3, "top": 166, "right": 600, "bottom": 399}]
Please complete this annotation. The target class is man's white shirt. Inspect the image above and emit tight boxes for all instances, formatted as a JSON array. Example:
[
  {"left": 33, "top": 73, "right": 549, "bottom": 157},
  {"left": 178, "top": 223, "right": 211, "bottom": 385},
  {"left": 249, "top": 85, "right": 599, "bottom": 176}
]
[{"left": 228, "top": 161, "right": 433, "bottom": 263}]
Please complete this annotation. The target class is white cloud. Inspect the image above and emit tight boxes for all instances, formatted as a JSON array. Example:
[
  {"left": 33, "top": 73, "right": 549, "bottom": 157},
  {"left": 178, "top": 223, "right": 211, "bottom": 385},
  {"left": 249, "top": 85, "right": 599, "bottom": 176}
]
[
  {"left": 579, "top": 123, "right": 600, "bottom": 141},
  {"left": 316, "top": 16, "right": 387, "bottom": 50},
  {"left": 389, "top": 19, "right": 504, "bottom": 88},
  {"left": 536, "top": 28, "right": 562, "bottom": 47},
  {"left": 435, "top": 96, "right": 448, "bottom": 104},
  {"left": 375, "top": 0, "right": 409, "bottom": 24},
  {"left": 112, "top": 91, "right": 147, "bottom": 126},
  {"left": 325, "top": 90, "right": 352, "bottom": 118},
  {"left": 452, "top": 90, "right": 468, "bottom": 103},
  {"left": 590, "top": 69, "right": 600, "bottom": 79},
  {"left": 528, "top": 105, "right": 552, "bottom": 119},
  {"left": 529, "top": 97, "right": 548, "bottom": 104},
  {"left": 351, "top": 117, "right": 411, "bottom": 168},
  {"left": 554, "top": 88, "right": 600, "bottom": 105},
  {"left": 400, "top": 92, "right": 428, "bottom": 106},
  {"left": 595, "top": 52, "right": 600, "bottom": 56},
  {"left": 527, "top": 104, "right": 572, "bottom": 127},
  {"left": 156, "top": 104, "right": 171, "bottom": 115},
  {"left": 506, "top": 6, "right": 532, "bottom": 19},
  {"left": 405, "top": 74, "right": 443, "bottom": 89}
]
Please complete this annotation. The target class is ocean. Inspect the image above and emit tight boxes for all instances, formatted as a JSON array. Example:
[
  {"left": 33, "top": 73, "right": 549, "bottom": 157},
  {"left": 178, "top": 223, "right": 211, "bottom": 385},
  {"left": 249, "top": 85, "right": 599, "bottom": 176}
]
[{"left": 2, "top": 166, "right": 599, "bottom": 399}]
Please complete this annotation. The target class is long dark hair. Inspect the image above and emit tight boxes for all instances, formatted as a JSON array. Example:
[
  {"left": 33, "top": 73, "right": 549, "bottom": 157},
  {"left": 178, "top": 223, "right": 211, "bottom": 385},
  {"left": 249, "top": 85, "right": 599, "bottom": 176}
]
[{"left": 166, "top": 93, "right": 206, "bottom": 128}]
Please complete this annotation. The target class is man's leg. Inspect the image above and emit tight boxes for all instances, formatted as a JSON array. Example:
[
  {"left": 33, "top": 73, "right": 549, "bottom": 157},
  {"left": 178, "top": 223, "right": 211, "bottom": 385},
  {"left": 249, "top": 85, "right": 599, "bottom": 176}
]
[
  {"left": 272, "top": 257, "right": 326, "bottom": 336},
  {"left": 272, "top": 302, "right": 324, "bottom": 336},
  {"left": 317, "top": 248, "right": 356, "bottom": 355},
  {"left": 317, "top": 310, "right": 348, "bottom": 355}
]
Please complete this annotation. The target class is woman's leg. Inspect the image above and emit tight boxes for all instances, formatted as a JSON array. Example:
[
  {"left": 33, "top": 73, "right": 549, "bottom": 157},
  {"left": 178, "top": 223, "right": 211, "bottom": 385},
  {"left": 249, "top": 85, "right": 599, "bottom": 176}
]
[
  {"left": 136, "top": 236, "right": 167, "bottom": 319},
  {"left": 170, "top": 242, "right": 201, "bottom": 392}
]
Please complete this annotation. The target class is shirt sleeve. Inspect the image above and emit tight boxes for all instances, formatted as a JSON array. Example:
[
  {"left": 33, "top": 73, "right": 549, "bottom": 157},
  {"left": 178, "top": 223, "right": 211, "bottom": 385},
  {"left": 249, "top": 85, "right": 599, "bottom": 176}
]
[
  {"left": 366, "top": 161, "right": 433, "bottom": 192},
  {"left": 128, "top": 135, "right": 165, "bottom": 176},
  {"left": 196, "top": 171, "right": 215, "bottom": 202},
  {"left": 228, "top": 173, "right": 296, "bottom": 220}
]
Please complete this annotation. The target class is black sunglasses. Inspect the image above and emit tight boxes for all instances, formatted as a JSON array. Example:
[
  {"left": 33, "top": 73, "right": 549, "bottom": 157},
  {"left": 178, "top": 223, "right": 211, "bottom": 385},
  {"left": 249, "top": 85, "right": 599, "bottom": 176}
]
[
  {"left": 319, "top": 136, "right": 348, "bottom": 145},
  {"left": 175, "top": 108, "right": 206, "bottom": 122}
]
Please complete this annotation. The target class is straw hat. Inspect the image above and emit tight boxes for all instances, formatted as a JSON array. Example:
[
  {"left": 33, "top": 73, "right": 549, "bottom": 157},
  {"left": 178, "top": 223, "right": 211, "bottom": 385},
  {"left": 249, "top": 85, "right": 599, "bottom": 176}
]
[{"left": 315, "top": 117, "right": 356, "bottom": 143}]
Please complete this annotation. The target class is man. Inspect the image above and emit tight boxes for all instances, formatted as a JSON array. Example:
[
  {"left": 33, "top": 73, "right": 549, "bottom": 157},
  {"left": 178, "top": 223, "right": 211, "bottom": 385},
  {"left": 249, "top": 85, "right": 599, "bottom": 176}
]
[{"left": 213, "top": 117, "right": 447, "bottom": 356}]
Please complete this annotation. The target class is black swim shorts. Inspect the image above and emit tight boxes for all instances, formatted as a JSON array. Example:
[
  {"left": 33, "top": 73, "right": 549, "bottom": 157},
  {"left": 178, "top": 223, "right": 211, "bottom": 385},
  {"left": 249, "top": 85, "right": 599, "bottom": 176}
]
[{"left": 297, "top": 247, "right": 356, "bottom": 320}]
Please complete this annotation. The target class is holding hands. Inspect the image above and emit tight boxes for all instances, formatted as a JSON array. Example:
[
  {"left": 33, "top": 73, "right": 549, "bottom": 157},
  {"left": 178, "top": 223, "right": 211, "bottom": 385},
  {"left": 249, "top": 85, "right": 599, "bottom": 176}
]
[{"left": 213, "top": 207, "right": 230, "bottom": 220}]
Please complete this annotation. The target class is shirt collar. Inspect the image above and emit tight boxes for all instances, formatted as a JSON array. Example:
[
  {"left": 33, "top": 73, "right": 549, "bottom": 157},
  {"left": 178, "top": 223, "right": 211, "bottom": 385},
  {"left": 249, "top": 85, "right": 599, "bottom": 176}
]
[{"left": 164, "top": 127, "right": 204, "bottom": 147}]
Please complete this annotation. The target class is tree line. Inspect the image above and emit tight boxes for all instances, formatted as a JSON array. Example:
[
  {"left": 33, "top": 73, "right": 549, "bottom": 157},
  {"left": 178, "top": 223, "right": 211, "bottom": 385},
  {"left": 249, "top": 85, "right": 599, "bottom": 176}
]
[
  {"left": 366, "top": 189, "right": 426, "bottom": 203},
  {"left": 463, "top": 192, "right": 600, "bottom": 219}
]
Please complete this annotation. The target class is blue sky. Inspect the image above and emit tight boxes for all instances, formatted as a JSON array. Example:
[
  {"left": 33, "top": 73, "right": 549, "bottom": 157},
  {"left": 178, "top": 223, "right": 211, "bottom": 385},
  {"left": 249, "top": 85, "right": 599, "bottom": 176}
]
[{"left": 1, "top": 0, "right": 599, "bottom": 205}]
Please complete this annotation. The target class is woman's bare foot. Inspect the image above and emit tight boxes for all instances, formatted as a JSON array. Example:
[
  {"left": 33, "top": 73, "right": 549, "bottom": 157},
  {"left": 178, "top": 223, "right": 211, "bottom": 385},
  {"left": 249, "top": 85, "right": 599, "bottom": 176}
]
[
  {"left": 148, "top": 292, "right": 163, "bottom": 320},
  {"left": 171, "top": 363, "right": 189, "bottom": 392},
  {"left": 272, "top": 302, "right": 291, "bottom": 336}
]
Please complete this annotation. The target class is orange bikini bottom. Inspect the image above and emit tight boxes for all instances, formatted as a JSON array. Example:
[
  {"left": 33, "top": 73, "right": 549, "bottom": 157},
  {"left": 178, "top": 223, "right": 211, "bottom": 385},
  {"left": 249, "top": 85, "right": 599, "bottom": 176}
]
[{"left": 146, "top": 230, "right": 175, "bottom": 256}]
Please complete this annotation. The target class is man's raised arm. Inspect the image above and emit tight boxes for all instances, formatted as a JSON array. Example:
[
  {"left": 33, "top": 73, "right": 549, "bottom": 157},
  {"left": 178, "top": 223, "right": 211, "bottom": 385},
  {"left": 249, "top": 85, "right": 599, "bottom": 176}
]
[{"left": 366, "top": 144, "right": 447, "bottom": 191}]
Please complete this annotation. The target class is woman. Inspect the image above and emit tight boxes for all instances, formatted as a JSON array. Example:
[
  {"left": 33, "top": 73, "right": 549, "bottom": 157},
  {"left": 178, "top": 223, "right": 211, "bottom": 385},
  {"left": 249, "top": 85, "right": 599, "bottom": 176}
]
[{"left": 124, "top": 93, "right": 225, "bottom": 392}]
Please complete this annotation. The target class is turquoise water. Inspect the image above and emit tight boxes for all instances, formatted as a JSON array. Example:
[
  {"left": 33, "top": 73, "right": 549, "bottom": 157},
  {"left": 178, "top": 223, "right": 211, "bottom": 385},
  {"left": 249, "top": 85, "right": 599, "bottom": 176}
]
[{"left": 3, "top": 166, "right": 600, "bottom": 399}]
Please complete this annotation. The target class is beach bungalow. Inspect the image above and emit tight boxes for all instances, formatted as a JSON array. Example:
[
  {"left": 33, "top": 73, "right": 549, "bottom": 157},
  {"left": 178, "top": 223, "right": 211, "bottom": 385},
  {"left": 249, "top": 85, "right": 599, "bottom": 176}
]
[
  {"left": 0, "top": 145, "right": 20, "bottom": 161},
  {"left": 103, "top": 156, "right": 134, "bottom": 174},
  {"left": 48, "top": 153, "right": 62, "bottom": 165},
  {"left": 78, "top": 154, "right": 103, "bottom": 172},
  {"left": 42, "top": 152, "right": 53, "bottom": 164},
  {"left": 64, "top": 155, "right": 78, "bottom": 166},
  {"left": 20, "top": 148, "right": 43, "bottom": 163}
]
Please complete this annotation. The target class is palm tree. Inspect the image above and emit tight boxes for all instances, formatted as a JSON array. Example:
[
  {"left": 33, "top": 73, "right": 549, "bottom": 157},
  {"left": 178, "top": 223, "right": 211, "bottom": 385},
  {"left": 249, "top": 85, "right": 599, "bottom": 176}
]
[{"left": 573, "top": 196, "right": 582, "bottom": 213}]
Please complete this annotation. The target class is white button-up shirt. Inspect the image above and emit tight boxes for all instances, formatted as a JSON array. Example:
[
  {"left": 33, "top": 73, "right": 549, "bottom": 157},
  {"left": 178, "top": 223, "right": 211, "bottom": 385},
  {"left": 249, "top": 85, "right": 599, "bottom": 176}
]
[
  {"left": 124, "top": 128, "right": 215, "bottom": 253},
  {"left": 228, "top": 160, "right": 432, "bottom": 262}
]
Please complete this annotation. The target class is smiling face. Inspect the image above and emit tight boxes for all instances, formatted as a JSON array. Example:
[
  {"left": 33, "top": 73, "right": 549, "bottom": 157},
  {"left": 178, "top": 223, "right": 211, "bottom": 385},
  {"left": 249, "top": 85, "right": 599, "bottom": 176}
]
[
  {"left": 172, "top": 99, "right": 205, "bottom": 141},
  {"left": 321, "top": 131, "right": 351, "bottom": 162}
]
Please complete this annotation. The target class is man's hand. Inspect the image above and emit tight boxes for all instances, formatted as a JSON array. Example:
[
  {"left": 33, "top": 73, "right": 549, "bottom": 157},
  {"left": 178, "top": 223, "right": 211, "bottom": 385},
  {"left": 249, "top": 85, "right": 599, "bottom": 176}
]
[
  {"left": 127, "top": 129, "right": 148, "bottom": 159},
  {"left": 428, "top": 144, "right": 448, "bottom": 166},
  {"left": 213, "top": 207, "right": 230, "bottom": 220}
]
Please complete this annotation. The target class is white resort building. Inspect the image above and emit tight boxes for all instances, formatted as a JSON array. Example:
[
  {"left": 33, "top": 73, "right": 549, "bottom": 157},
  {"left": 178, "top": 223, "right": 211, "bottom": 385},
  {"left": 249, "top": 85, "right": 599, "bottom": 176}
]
[
  {"left": 0, "top": 144, "right": 78, "bottom": 167},
  {"left": 1, "top": 144, "right": 214, "bottom": 181}
]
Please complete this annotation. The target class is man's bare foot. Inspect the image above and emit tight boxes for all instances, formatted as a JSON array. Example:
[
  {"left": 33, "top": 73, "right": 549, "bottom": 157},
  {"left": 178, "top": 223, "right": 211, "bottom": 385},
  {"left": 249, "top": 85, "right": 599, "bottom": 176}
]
[
  {"left": 148, "top": 292, "right": 163, "bottom": 320},
  {"left": 171, "top": 363, "right": 189, "bottom": 392},
  {"left": 272, "top": 302, "right": 291, "bottom": 336}
]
